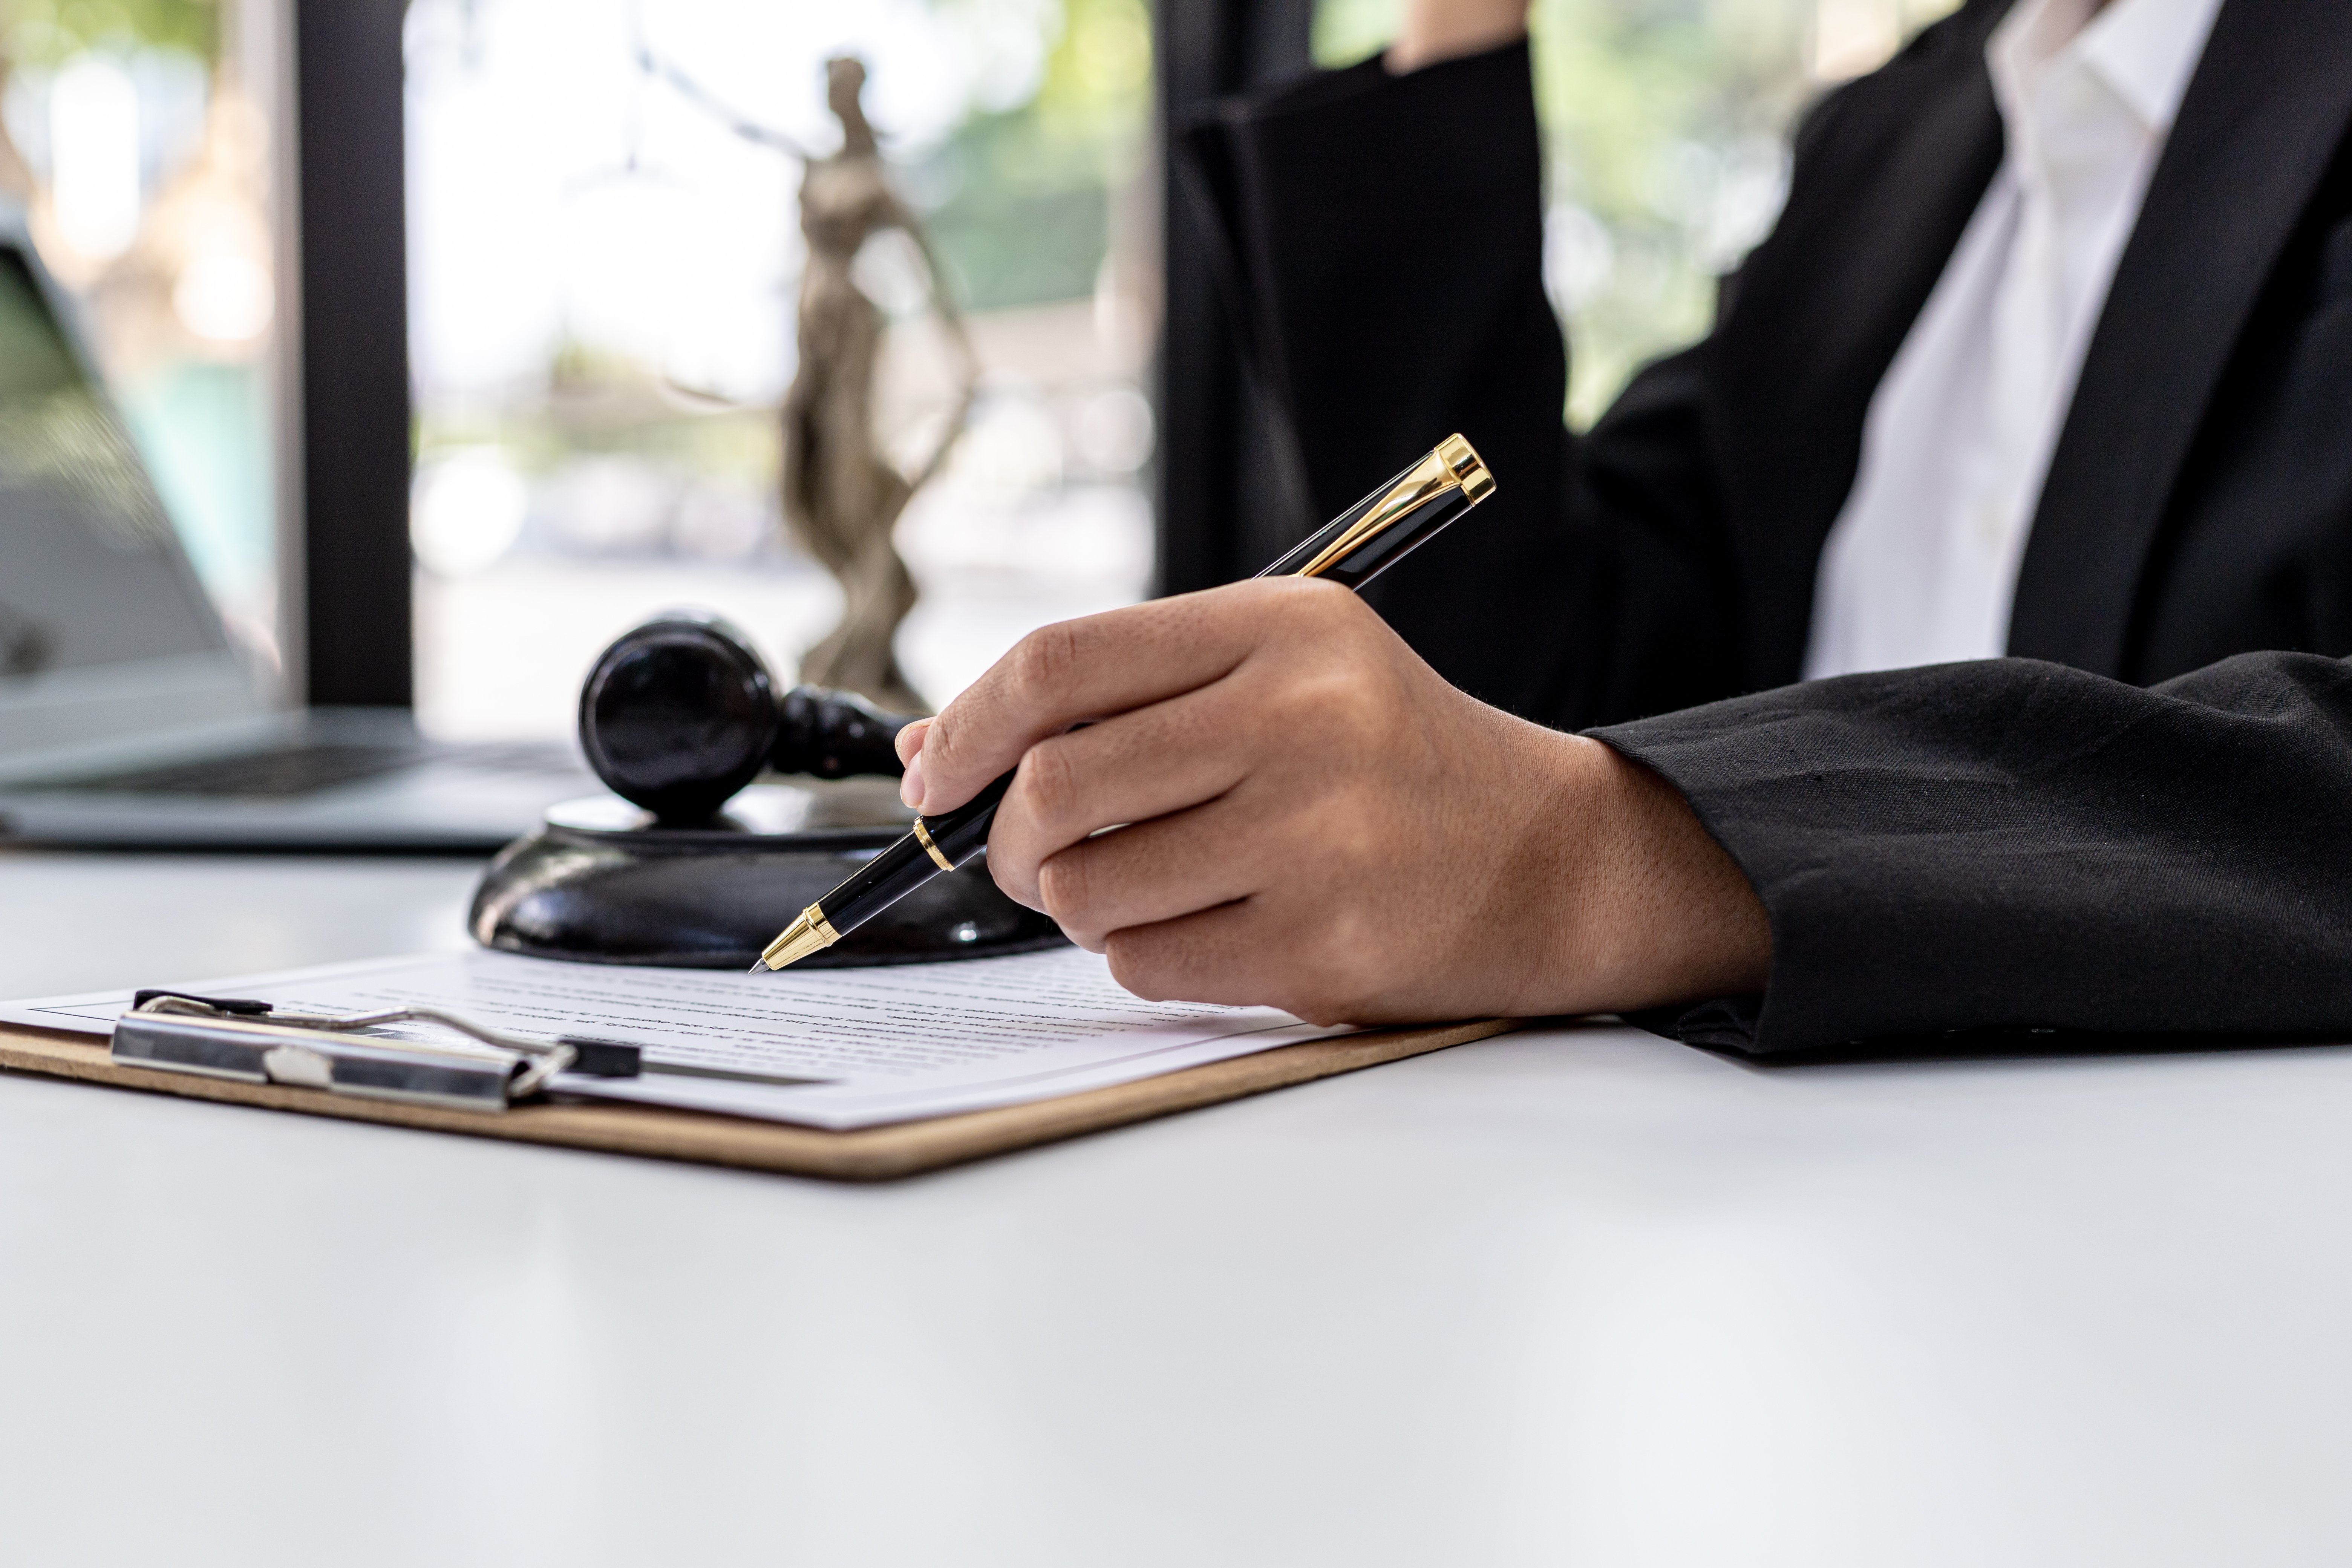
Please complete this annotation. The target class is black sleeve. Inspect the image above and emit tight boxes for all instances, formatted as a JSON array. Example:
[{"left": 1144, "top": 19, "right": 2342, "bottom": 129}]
[
  {"left": 1188, "top": 41, "right": 1744, "bottom": 726},
  {"left": 1591, "top": 652, "right": 2352, "bottom": 1054}
]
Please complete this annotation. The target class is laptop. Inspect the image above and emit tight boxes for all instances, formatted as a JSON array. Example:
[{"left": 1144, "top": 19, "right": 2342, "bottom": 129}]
[{"left": 0, "top": 217, "right": 591, "bottom": 852}]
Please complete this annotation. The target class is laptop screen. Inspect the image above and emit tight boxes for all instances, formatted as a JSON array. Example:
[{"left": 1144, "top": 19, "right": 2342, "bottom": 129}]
[{"left": 0, "top": 240, "right": 231, "bottom": 682}]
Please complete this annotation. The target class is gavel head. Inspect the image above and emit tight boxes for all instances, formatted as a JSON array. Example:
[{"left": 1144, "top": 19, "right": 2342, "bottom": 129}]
[
  {"left": 579, "top": 613, "right": 778, "bottom": 822},
  {"left": 578, "top": 611, "right": 917, "bottom": 822}
]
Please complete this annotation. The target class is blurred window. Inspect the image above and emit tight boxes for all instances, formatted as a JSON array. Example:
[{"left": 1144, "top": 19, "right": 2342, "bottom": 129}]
[
  {"left": 0, "top": 0, "right": 284, "bottom": 672},
  {"left": 1314, "top": 0, "right": 1959, "bottom": 424},
  {"left": 404, "top": 0, "right": 1156, "bottom": 740}
]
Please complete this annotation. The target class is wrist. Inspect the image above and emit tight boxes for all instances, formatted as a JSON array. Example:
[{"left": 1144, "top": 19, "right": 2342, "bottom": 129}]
[{"left": 1536, "top": 736, "right": 1772, "bottom": 1016}]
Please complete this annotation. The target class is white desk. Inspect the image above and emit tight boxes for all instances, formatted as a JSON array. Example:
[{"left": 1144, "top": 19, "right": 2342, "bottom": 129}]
[{"left": 4, "top": 847, "right": 2351, "bottom": 1566}]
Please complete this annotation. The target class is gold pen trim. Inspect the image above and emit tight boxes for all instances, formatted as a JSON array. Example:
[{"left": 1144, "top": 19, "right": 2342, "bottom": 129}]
[
  {"left": 1292, "top": 433, "right": 1492, "bottom": 580},
  {"left": 757, "top": 902, "right": 843, "bottom": 971},
  {"left": 1439, "top": 431, "right": 1496, "bottom": 505},
  {"left": 911, "top": 817, "right": 956, "bottom": 872}
]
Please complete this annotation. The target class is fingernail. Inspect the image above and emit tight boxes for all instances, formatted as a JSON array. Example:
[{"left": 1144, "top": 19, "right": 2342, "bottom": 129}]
[{"left": 899, "top": 751, "right": 925, "bottom": 810}]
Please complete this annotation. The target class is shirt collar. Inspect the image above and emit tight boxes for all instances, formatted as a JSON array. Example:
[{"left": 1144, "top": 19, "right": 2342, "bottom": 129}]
[{"left": 1990, "top": 0, "right": 2228, "bottom": 133}]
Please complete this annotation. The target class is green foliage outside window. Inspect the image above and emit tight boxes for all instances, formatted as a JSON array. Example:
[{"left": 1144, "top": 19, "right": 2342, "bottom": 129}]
[
  {"left": 1314, "top": 0, "right": 1953, "bottom": 425},
  {"left": 0, "top": 0, "right": 216, "bottom": 67},
  {"left": 914, "top": 0, "right": 1151, "bottom": 311}
]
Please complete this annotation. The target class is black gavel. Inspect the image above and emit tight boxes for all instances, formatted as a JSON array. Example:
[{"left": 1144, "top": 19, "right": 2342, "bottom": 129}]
[{"left": 578, "top": 612, "right": 916, "bottom": 822}]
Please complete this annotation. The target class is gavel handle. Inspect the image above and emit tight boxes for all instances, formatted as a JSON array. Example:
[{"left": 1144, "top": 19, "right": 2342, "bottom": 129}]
[{"left": 773, "top": 686, "right": 915, "bottom": 779}]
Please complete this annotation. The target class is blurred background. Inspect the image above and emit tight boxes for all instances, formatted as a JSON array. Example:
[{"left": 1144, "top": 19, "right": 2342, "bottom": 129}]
[
  {"left": 0, "top": 0, "right": 1955, "bottom": 741},
  {"left": 0, "top": 0, "right": 279, "bottom": 664}
]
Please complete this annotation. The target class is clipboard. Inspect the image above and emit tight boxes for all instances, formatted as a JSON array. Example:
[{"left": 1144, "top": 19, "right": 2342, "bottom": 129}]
[{"left": 0, "top": 1016, "right": 1514, "bottom": 1181}]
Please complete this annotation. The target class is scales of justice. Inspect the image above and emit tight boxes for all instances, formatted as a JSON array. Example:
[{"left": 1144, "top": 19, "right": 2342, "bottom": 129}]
[{"left": 470, "top": 56, "right": 1060, "bottom": 970}]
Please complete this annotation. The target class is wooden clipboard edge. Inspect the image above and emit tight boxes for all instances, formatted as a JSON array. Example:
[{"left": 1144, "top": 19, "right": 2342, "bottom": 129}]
[{"left": 0, "top": 1017, "right": 1519, "bottom": 1181}]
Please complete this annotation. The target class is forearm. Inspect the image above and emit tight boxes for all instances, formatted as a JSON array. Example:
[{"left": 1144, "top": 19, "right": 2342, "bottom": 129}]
[{"left": 1596, "top": 652, "right": 2352, "bottom": 1052}]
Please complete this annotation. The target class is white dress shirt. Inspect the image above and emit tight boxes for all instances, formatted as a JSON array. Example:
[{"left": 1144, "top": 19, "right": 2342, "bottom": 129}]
[{"left": 1802, "top": 0, "right": 2227, "bottom": 680}]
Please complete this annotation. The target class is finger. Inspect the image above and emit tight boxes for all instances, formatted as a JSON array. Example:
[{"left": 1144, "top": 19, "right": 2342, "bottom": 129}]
[
  {"left": 894, "top": 716, "right": 933, "bottom": 765},
  {"left": 917, "top": 578, "right": 1342, "bottom": 812},
  {"left": 983, "top": 684, "right": 1256, "bottom": 903},
  {"left": 1101, "top": 896, "right": 1380, "bottom": 1024},
  {"left": 894, "top": 718, "right": 933, "bottom": 808},
  {"left": 1026, "top": 792, "right": 1276, "bottom": 947}
]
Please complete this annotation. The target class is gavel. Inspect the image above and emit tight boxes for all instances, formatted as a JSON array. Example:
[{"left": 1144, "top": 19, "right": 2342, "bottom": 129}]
[{"left": 577, "top": 612, "right": 916, "bottom": 822}]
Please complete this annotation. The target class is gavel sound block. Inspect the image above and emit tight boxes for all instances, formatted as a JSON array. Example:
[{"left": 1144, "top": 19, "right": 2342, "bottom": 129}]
[{"left": 468, "top": 614, "right": 1063, "bottom": 968}]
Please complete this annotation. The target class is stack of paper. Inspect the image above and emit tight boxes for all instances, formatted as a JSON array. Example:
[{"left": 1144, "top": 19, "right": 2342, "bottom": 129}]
[{"left": 1, "top": 947, "right": 1348, "bottom": 1130}]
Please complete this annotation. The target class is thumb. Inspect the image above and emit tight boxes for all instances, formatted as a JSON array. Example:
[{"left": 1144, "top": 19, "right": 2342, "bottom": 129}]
[{"left": 895, "top": 717, "right": 934, "bottom": 809}]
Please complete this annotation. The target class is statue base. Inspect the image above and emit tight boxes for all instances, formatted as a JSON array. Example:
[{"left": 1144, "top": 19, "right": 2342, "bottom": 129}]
[{"left": 469, "top": 779, "right": 1066, "bottom": 969}]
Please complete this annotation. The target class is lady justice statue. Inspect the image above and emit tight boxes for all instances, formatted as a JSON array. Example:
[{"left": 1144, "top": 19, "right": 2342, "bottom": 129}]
[
  {"left": 784, "top": 58, "right": 974, "bottom": 713},
  {"left": 645, "top": 50, "right": 977, "bottom": 713}
]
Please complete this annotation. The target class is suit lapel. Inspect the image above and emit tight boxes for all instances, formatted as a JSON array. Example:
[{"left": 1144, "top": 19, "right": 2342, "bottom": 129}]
[
  {"left": 2008, "top": 0, "right": 2352, "bottom": 675},
  {"left": 1708, "top": 0, "right": 2010, "bottom": 689}
]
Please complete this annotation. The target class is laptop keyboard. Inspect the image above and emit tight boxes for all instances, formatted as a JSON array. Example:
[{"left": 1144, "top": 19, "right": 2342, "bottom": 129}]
[{"left": 18, "top": 743, "right": 423, "bottom": 798}]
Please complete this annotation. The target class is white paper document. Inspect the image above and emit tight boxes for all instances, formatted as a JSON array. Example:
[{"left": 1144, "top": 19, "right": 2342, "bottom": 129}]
[{"left": 0, "top": 947, "right": 1348, "bottom": 1130}]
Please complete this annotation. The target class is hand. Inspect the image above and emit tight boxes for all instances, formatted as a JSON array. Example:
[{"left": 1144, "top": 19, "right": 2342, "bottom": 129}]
[
  {"left": 1386, "top": 0, "right": 1532, "bottom": 74},
  {"left": 895, "top": 580, "right": 1770, "bottom": 1026}
]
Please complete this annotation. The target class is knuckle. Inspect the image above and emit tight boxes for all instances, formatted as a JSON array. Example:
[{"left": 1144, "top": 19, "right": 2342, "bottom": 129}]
[
  {"left": 1104, "top": 932, "right": 1174, "bottom": 1002},
  {"left": 1290, "top": 575, "right": 1370, "bottom": 629},
  {"left": 1017, "top": 742, "right": 1084, "bottom": 828},
  {"left": 1284, "top": 668, "right": 1396, "bottom": 757},
  {"left": 921, "top": 707, "right": 976, "bottom": 780},
  {"left": 1289, "top": 911, "right": 1382, "bottom": 1021},
  {"left": 1261, "top": 574, "right": 1340, "bottom": 613},
  {"left": 1010, "top": 619, "right": 1087, "bottom": 703},
  {"left": 1034, "top": 848, "right": 1093, "bottom": 923},
  {"left": 921, "top": 723, "right": 961, "bottom": 778},
  {"left": 1308, "top": 809, "right": 1383, "bottom": 889},
  {"left": 984, "top": 847, "right": 1046, "bottom": 912},
  {"left": 1325, "top": 669, "right": 1393, "bottom": 733}
]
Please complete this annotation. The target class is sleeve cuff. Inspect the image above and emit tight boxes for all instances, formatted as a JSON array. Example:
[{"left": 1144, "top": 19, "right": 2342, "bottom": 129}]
[{"left": 1590, "top": 654, "right": 2352, "bottom": 1055}]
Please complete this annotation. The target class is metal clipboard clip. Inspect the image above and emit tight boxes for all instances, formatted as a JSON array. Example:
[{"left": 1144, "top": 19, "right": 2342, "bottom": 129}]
[{"left": 110, "top": 991, "right": 643, "bottom": 1113}]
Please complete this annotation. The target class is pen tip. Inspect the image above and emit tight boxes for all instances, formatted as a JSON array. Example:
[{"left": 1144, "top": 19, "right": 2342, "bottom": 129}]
[{"left": 746, "top": 960, "right": 769, "bottom": 974}]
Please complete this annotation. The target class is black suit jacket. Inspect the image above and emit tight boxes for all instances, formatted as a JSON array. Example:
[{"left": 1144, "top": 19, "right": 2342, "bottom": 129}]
[{"left": 1187, "top": 0, "right": 2352, "bottom": 1052}]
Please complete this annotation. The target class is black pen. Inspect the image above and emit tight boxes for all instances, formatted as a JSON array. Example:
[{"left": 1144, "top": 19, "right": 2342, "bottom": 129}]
[{"left": 750, "top": 433, "right": 1498, "bottom": 973}]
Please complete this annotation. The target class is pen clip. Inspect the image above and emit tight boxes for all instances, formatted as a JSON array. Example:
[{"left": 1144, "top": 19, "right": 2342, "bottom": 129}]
[{"left": 1280, "top": 433, "right": 1494, "bottom": 583}]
